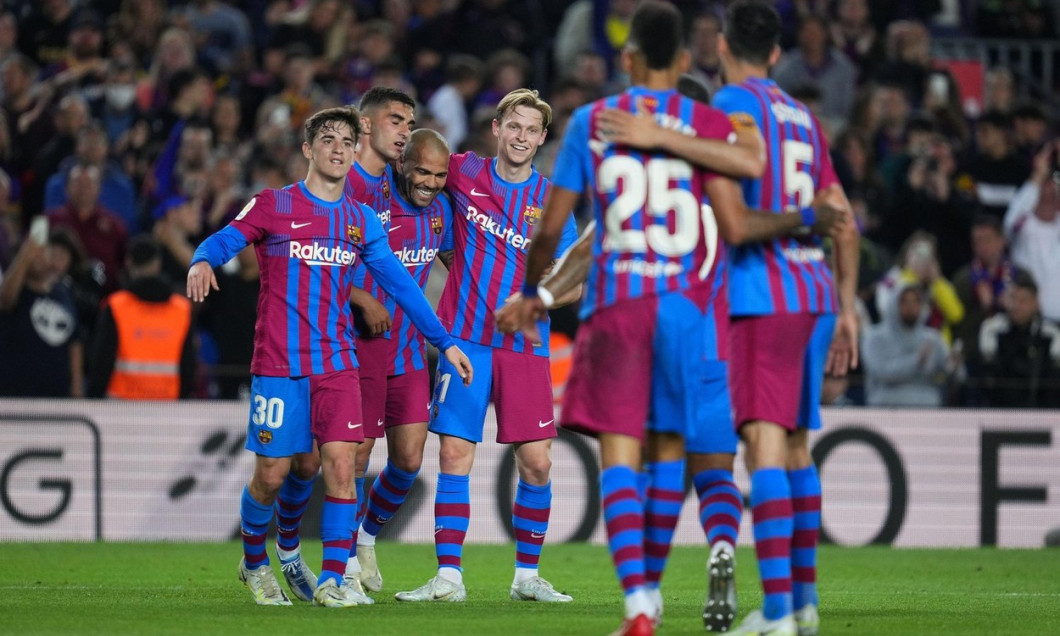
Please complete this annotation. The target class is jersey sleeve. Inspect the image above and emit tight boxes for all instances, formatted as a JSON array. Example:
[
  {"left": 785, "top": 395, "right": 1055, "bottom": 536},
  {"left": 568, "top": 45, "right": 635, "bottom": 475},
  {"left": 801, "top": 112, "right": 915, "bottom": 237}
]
[
  {"left": 360, "top": 205, "right": 454, "bottom": 352},
  {"left": 712, "top": 86, "right": 762, "bottom": 131},
  {"left": 554, "top": 213, "right": 579, "bottom": 259},
  {"left": 548, "top": 106, "right": 591, "bottom": 195}
]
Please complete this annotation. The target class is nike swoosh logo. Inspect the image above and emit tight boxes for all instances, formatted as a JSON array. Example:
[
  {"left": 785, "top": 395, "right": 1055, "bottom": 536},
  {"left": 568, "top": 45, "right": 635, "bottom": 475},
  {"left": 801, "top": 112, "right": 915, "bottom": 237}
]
[
  {"left": 538, "top": 419, "right": 554, "bottom": 428},
  {"left": 291, "top": 221, "right": 312, "bottom": 229},
  {"left": 389, "top": 225, "right": 402, "bottom": 233},
  {"left": 376, "top": 419, "right": 384, "bottom": 427},
  {"left": 530, "top": 532, "right": 545, "bottom": 539},
  {"left": 347, "top": 421, "right": 362, "bottom": 429},
  {"left": 470, "top": 188, "right": 490, "bottom": 197}
]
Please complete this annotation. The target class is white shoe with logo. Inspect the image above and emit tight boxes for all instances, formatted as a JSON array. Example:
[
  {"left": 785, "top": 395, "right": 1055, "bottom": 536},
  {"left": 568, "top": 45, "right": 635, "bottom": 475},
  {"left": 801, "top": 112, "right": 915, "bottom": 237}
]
[
  {"left": 238, "top": 559, "right": 292, "bottom": 606},
  {"left": 509, "top": 576, "right": 573, "bottom": 602},
  {"left": 395, "top": 576, "right": 467, "bottom": 602},
  {"left": 357, "top": 544, "right": 383, "bottom": 592}
]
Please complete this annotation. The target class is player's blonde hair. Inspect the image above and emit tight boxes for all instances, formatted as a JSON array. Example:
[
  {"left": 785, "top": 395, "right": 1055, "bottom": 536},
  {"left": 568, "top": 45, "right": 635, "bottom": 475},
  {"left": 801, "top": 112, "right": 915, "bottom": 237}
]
[{"left": 495, "top": 88, "right": 553, "bottom": 130}]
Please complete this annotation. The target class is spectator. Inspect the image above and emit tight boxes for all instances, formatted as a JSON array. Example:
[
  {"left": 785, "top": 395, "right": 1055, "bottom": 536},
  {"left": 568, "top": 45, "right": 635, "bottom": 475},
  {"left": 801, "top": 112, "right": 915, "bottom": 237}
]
[
  {"left": 0, "top": 12, "right": 19, "bottom": 75},
  {"left": 257, "top": 45, "right": 329, "bottom": 137},
  {"left": 866, "top": 80, "right": 914, "bottom": 169},
  {"left": 427, "top": 54, "right": 483, "bottom": 151},
  {"left": 202, "top": 151, "right": 245, "bottom": 232},
  {"left": 1012, "top": 101, "right": 1052, "bottom": 163},
  {"left": 171, "top": 0, "right": 254, "bottom": 76},
  {"left": 874, "top": 19, "right": 932, "bottom": 107},
  {"left": 475, "top": 48, "right": 531, "bottom": 111},
  {"left": 0, "top": 227, "right": 84, "bottom": 397},
  {"left": 87, "top": 234, "right": 195, "bottom": 399},
  {"left": 921, "top": 69, "right": 969, "bottom": 152},
  {"left": 93, "top": 59, "right": 141, "bottom": 149},
  {"left": 135, "top": 27, "right": 196, "bottom": 114},
  {"left": 830, "top": 0, "right": 885, "bottom": 84},
  {"left": 960, "top": 110, "right": 1030, "bottom": 221},
  {"left": 876, "top": 231, "right": 965, "bottom": 344},
  {"left": 44, "top": 122, "right": 139, "bottom": 232},
  {"left": 151, "top": 194, "right": 203, "bottom": 289},
  {"left": 772, "top": 13, "right": 859, "bottom": 128},
  {"left": 889, "top": 134, "right": 978, "bottom": 275},
  {"left": 209, "top": 92, "right": 249, "bottom": 160},
  {"left": 977, "top": 271, "right": 1060, "bottom": 408},
  {"left": 452, "top": 0, "right": 529, "bottom": 62},
  {"left": 39, "top": 8, "right": 108, "bottom": 92},
  {"left": 46, "top": 161, "right": 129, "bottom": 293},
  {"left": 17, "top": 0, "right": 77, "bottom": 68},
  {"left": 268, "top": 0, "right": 349, "bottom": 78},
  {"left": 834, "top": 127, "right": 891, "bottom": 239},
  {"left": 109, "top": 0, "right": 167, "bottom": 70},
  {"left": 862, "top": 282, "right": 950, "bottom": 406},
  {"left": 952, "top": 215, "right": 1023, "bottom": 368},
  {"left": 981, "top": 67, "right": 1016, "bottom": 114},
  {"left": 1004, "top": 140, "right": 1060, "bottom": 322},
  {"left": 553, "top": 0, "right": 636, "bottom": 80},
  {"left": 28, "top": 93, "right": 90, "bottom": 219},
  {"left": 687, "top": 11, "right": 724, "bottom": 95}
]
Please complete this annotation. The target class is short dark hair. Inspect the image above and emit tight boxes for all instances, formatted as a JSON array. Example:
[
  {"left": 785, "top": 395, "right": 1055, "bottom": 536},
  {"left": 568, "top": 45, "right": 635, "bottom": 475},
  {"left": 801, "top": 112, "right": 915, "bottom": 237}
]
[
  {"left": 971, "top": 213, "right": 1003, "bottom": 234},
  {"left": 724, "top": 0, "right": 781, "bottom": 67},
  {"left": 1012, "top": 269, "right": 1038, "bottom": 295},
  {"left": 127, "top": 234, "right": 162, "bottom": 268},
  {"left": 627, "top": 1, "right": 685, "bottom": 70},
  {"left": 977, "top": 109, "right": 1013, "bottom": 131},
  {"left": 358, "top": 86, "right": 415, "bottom": 114},
  {"left": 303, "top": 106, "right": 362, "bottom": 145},
  {"left": 677, "top": 74, "right": 711, "bottom": 105}
]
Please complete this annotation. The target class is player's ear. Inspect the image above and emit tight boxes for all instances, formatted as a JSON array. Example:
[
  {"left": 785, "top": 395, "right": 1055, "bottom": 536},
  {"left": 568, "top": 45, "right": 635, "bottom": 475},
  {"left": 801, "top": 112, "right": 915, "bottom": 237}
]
[
  {"left": 677, "top": 49, "right": 691, "bottom": 73},
  {"left": 620, "top": 48, "right": 634, "bottom": 75},
  {"left": 360, "top": 116, "right": 372, "bottom": 135},
  {"left": 768, "top": 44, "right": 782, "bottom": 68},
  {"left": 302, "top": 141, "right": 313, "bottom": 161},
  {"left": 491, "top": 118, "right": 500, "bottom": 138}
]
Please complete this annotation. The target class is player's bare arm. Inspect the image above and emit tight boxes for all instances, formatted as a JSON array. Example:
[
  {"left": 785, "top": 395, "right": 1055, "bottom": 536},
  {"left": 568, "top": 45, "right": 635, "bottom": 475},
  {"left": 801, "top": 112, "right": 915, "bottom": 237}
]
[
  {"left": 707, "top": 177, "right": 845, "bottom": 245},
  {"left": 596, "top": 97, "right": 765, "bottom": 179},
  {"left": 186, "top": 261, "right": 219, "bottom": 302},
  {"left": 349, "top": 285, "right": 391, "bottom": 336},
  {"left": 442, "top": 344, "right": 474, "bottom": 386},
  {"left": 822, "top": 184, "right": 860, "bottom": 376}
]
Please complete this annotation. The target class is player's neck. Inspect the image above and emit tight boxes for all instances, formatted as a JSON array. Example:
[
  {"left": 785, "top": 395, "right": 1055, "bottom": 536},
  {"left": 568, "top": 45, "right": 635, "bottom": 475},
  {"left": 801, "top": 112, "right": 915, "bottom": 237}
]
[
  {"left": 636, "top": 68, "right": 682, "bottom": 91},
  {"left": 494, "top": 157, "right": 532, "bottom": 184},
  {"left": 723, "top": 59, "right": 768, "bottom": 86},
  {"left": 302, "top": 173, "right": 343, "bottom": 203},
  {"left": 357, "top": 148, "right": 388, "bottom": 178}
]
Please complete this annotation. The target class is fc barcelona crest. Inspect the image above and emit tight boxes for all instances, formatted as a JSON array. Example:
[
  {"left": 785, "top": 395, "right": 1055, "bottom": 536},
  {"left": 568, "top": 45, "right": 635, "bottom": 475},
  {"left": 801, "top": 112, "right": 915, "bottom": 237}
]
[
  {"left": 431, "top": 216, "right": 444, "bottom": 235},
  {"left": 382, "top": 178, "right": 391, "bottom": 199},
  {"left": 523, "top": 206, "right": 542, "bottom": 225},
  {"left": 347, "top": 224, "right": 362, "bottom": 243}
]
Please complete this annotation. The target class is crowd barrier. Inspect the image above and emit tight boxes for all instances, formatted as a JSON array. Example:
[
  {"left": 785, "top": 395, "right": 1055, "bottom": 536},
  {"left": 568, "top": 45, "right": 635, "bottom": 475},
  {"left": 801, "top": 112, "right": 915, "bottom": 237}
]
[{"left": 1, "top": 399, "right": 1056, "bottom": 547}]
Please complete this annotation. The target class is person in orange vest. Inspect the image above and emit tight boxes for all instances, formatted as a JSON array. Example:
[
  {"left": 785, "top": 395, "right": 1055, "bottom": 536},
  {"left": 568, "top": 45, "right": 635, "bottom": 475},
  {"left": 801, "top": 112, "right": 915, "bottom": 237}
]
[{"left": 87, "top": 234, "right": 196, "bottom": 399}]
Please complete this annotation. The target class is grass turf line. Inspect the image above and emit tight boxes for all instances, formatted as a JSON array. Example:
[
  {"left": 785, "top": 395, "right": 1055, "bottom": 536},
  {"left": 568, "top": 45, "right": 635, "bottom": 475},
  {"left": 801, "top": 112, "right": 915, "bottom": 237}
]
[{"left": 3, "top": 542, "right": 1059, "bottom": 635}]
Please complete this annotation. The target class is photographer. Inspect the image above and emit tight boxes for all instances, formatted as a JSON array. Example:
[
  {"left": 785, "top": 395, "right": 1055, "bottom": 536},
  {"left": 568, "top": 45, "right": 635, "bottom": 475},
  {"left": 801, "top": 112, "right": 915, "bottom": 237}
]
[
  {"left": 889, "top": 133, "right": 978, "bottom": 276},
  {"left": 1003, "top": 140, "right": 1060, "bottom": 323}
]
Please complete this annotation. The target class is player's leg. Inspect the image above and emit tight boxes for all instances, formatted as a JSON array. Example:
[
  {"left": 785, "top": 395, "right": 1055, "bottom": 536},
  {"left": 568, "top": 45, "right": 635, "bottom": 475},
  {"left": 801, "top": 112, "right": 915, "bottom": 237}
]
[
  {"left": 275, "top": 447, "right": 320, "bottom": 602},
  {"left": 788, "top": 313, "right": 835, "bottom": 636},
  {"left": 308, "top": 369, "right": 373, "bottom": 607},
  {"left": 346, "top": 336, "right": 388, "bottom": 585},
  {"left": 395, "top": 339, "right": 490, "bottom": 603},
  {"left": 493, "top": 347, "right": 570, "bottom": 602},
  {"left": 358, "top": 368, "right": 431, "bottom": 591},
  {"left": 729, "top": 314, "right": 816, "bottom": 636},
  {"left": 642, "top": 432, "right": 685, "bottom": 624},
  {"left": 238, "top": 374, "right": 314, "bottom": 606},
  {"left": 561, "top": 297, "right": 655, "bottom": 633}
]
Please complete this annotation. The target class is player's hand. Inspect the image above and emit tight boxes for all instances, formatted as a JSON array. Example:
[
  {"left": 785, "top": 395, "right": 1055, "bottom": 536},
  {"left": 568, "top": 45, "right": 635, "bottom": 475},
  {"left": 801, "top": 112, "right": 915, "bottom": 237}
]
[
  {"left": 825, "top": 310, "right": 859, "bottom": 376},
  {"left": 597, "top": 97, "right": 658, "bottom": 149},
  {"left": 495, "top": 294, "right": 548, "bottom": 343},
  {"left": 356, "top": 296, "right": 392, "bottom": 336},
  {"left": 809, "top": 186, "right": 850, "bottom": 238},
  {"left": 186, "top": 261, "right": 219, "bottom": 302},
  {"left": 443, "top": 345, "right": 474, "bottom": 386}
]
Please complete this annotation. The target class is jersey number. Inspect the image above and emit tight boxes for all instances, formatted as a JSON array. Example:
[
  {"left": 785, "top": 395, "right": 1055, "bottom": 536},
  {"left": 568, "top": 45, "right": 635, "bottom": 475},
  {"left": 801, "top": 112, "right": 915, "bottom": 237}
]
[
  {"left": 598, "top": 155, "right": 717, "bottom": 277},
  {"left": 782, "top": 140, "right": 815, "bottom": 210},
  {"left": 252, "top": 396, "right": 285, "bottom": 429}
]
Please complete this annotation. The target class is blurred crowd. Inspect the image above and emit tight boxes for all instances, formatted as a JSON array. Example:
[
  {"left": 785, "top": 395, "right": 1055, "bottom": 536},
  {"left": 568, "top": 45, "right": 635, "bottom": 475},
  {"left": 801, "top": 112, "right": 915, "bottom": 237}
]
[{"left": 0, "top": 0, "right": 1058, "bottom": 407}]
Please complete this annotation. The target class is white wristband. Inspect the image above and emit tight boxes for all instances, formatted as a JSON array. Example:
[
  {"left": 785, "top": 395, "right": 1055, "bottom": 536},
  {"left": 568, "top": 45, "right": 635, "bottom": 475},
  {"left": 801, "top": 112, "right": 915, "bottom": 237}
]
[{"left": 537, "top": 285, "right": 555, "bottom": 309}]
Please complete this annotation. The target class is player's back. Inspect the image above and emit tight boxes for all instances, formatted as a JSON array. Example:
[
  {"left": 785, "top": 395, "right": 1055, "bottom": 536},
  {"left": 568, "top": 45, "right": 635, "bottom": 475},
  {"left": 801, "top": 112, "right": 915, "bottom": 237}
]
[
  {"left": 713, "top": 77, "right": 839, "bottom": 317},
  {"left": 346, "top": 162, "right": 397, "bottom": 327},
  {"left": 554, "top": 87, "right": 729, "bottom": 320},
  {"left": 235, "top": 182, "right": 371, "bottom": 377}
]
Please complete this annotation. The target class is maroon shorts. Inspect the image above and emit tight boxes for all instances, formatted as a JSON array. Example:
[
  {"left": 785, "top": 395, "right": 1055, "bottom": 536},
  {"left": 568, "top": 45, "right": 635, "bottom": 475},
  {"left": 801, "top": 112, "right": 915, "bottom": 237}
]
[
  {"left": 311, "top": 368, "right": 365, "bottom": 445},
  {"left": 561, "top": 295, "right": 656, "bottom": 443},
  {"left": 729, "top": 313, "right": 818, "bottom": 431},
  {"left": 357, "top": 335, "right": 430, "bottom": 439}
]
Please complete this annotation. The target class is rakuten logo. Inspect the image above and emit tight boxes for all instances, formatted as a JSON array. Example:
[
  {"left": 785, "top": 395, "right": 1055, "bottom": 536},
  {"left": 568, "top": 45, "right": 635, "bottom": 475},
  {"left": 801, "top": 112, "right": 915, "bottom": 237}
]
[
  {"left": 394, "top": 246, "right": 440, "bottom": 267},
  {"left": 466, "top": 205, "right": 531, "bottom": 250},
  {"left": 290, "top": 241, "right": 357, "bottom": 266}
]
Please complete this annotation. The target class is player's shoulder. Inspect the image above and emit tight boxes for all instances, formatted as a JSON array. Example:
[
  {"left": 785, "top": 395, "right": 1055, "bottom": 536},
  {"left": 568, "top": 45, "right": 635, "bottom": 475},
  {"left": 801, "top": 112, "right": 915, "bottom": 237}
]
[{"left": 449, "top": 151, "right": 483, "bottom": 173}]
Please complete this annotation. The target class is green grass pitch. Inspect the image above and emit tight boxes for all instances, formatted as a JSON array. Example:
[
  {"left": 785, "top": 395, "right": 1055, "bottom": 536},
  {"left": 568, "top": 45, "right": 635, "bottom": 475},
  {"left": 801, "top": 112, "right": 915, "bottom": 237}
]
[{"left": 3, "top": 542, "right": 1059, "bottom": 635}]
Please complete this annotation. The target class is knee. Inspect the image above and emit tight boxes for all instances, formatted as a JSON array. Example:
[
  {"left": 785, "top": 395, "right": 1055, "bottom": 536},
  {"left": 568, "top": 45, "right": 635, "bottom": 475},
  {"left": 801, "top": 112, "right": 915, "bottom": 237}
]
[
  {"left": 438, "top": 442, "right": 472, "bottom": 474},
  {"left": 518, "top": 455, "right": 552, "bottom": 485},
  {"left": 290, "top": 454, "right": 320, "bottom": 481},
  {"left": 392, "top": 447, "right": 424, "bottom": 474}
]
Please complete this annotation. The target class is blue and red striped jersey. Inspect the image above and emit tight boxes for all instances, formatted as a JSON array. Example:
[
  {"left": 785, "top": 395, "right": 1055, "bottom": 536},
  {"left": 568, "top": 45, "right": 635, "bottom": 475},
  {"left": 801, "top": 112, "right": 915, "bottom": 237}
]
[
  {"left": 346, "top": 161, "right": 396, "bottom": 331},
  {"left": 550, "top": 87, "right": 731, "bottom": 320},
  {"left": 713, "top": 77, "right": 839, "bottom": 317},
  {"left": 438, "top": 152, "right": 578, "bottom": 356},
  {"left": 192, "top": 182, "right": 454, "bottom": 377},
  {"left": 387, "top": 187, "right": 453, "bottom": 375}
]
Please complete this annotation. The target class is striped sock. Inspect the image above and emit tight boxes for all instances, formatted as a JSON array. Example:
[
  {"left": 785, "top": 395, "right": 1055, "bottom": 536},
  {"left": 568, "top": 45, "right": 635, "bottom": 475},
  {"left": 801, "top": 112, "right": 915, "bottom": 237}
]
[
  {"left": 274, "top": 473, "right": 314, "bottom": 556},
  {"left": 692, "top": 469, "right": 742, "bottom": 548},
  {"left": 434, "top": 473, "right": 471, "bottom": 575},
  {"left": 350, "top": 475, "right": 366, "bottom": 559},
  {"left": 513, "top": 479, "right": 551, "bottom": 572},
  {"left": 643, "top": 459, "right": 685, "bottom": 588},
  {"left": 750, "top": 467, "right": 794, "bottom": 621},
  {"left": 319, "top": 495, "right": 356, "bottom": 587},
  {"left": 360, "top": 460, "right": 419, "bottom": 539},
  {"left": 636, "top": 470, "right": 651, "bottom": 503},
  {"left": 601, "top": 466, "right": 646, "bottom": 595},
  {"left": 789, "top": 465, "right": 822, "bottom": 610},
  {"left": 240, "top": 486, "right": 272, "bottom": 569}
]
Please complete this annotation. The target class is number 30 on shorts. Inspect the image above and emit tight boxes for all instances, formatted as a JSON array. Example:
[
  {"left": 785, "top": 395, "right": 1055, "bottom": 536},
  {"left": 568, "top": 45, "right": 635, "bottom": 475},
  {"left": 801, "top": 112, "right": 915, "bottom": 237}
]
[{"left": 252, "top": 395, "right": 286, "bottom": 429}]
